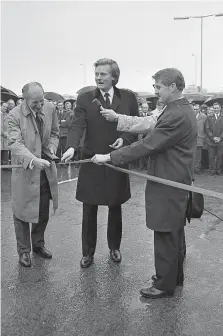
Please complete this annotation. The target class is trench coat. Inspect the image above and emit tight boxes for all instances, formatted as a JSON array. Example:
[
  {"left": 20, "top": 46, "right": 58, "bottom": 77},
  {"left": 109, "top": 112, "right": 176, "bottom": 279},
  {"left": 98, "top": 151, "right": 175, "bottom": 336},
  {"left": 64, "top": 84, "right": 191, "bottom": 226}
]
[
  {"left": 111, "top": 98, "right": 197, "bottom": 232},
  {"left": 7, "top": 101, "right": 59, "bottom": 223},
  {"left": 196, "top": 112, "right": 207, "bottom": 146},
  {"left": 1, "top": 112, "right": 9, "bottom": 150},
  {"left": 66, "top": 87, "right": 139, "bottom": 206}
]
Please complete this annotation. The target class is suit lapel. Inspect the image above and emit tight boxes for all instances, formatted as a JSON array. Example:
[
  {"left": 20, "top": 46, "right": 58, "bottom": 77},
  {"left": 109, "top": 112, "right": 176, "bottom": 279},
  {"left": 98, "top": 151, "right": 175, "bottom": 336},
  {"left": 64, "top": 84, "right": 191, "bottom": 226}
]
[{"left": 111, "top": 87, "right": 121, "bottom": 111}]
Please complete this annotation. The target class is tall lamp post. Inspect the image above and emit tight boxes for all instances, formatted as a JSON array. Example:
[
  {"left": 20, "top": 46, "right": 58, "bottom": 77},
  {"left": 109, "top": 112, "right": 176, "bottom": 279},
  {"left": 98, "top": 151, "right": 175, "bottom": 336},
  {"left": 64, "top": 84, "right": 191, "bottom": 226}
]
[
  {"left": 80, "top": 63, "right": 86, "bottom": 86},
  {"left": 174, "top": 13, "right": 223, "bottom": 92},
  {"left": 192, "top": 53, "right": 197, "bottom": 86}
]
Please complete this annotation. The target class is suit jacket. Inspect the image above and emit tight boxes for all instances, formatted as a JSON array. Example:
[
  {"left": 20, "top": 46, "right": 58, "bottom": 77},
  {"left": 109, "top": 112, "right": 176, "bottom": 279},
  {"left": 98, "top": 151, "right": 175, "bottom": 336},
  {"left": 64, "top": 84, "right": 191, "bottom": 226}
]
[
  {"left": 66, "top": 87, "right": 139, "bottom": 206},
  {"left": 111, "top": 98, "right": 197, "bottom": 232},
  {"left": 204, "top": 114, "right": 223, "bottom": 146},
  {"left": 1, "top": 112, "right": 8, "bottom": 150},
  {"left": 196, "top": 112, "right": 207, "bottom": 146},
  {"left": 7, "top": 101, "right": 59, "bottom": 223}
]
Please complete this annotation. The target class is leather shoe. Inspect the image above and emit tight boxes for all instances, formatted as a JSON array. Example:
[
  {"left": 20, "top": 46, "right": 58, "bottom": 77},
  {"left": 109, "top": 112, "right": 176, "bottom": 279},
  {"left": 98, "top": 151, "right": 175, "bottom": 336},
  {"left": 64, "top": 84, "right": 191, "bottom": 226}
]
[
  {"left": 140, "top": 286, "right": 174, "bottom": 299},
  {"left": 33, "top": 247, "right": 52, "bottom": 259},
  {"left": 110, "top": 249, "right": 122, "bottom": 262},
  {"left": 19, "top": 252, "right": 31, "bottom": 267},
  {"left": 80, "top": 255, "right": 94, "bottom": 268},
  {"left": 151, "top": 274, "right": 184, "bottom": 286}
]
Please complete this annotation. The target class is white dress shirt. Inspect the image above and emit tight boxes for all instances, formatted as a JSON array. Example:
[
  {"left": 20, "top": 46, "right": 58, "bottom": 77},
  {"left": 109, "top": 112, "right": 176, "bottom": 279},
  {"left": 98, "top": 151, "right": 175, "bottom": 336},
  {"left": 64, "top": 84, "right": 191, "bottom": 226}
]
[{"left": 100, "top": 87, "right": 114, "bottom": 105}]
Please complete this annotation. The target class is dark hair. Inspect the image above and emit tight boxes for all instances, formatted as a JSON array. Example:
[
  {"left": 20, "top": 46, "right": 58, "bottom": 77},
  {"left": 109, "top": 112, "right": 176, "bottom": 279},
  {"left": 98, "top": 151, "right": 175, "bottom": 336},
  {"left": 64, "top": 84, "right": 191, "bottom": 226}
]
[
  {"left": 152, "top": 68, "right": 185, "bottom": 91},
  {"left": 22, "top": 82, "right": 44, "bottom": 98},
  {"left": 213, "top": 102, "right": 221, "bottom": 107},
  {"left": 94, "top": 58, "right": 120, "bottom": 86}
]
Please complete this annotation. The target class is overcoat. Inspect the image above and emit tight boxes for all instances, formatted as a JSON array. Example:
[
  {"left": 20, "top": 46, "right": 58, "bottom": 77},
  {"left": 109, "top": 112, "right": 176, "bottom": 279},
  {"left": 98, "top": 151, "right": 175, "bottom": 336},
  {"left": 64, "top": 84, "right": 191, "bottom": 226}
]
[
  {"left": 111, "top": 98, "right": 197, "bottom": 232},
  {"left": 7, "top": 101, "right": 59, "bottom": 223},
  {"left": 1, "top": 112, "right": 9, "bottom": 150},
  {"left": 66, "top": 87, "right": 139, "bottom": 206},
  {"left": 196, "top": 112, "right": 207, "bottom": 146}
]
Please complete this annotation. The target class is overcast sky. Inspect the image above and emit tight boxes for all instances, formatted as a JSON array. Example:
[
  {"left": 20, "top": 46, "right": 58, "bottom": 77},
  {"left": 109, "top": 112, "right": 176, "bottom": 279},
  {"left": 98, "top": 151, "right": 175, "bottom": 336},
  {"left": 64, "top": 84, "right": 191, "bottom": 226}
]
[{"left": 1, "top": 0, "right": 223, "bottom": 95}]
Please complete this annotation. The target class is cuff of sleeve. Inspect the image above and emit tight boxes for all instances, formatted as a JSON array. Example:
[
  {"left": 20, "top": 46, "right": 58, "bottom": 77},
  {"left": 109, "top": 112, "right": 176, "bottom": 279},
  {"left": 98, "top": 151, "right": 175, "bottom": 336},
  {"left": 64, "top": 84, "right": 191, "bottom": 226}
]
[{"left": 29, "top": 158, "right": 35, "bottom": 169}]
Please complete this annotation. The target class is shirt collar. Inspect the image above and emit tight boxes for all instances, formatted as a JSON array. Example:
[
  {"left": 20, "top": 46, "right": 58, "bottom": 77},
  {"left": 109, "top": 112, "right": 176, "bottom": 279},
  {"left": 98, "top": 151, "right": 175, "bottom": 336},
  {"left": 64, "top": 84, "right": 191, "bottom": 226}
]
[{"left": 100, "top": 86, "right": 114, "bottom": 100}]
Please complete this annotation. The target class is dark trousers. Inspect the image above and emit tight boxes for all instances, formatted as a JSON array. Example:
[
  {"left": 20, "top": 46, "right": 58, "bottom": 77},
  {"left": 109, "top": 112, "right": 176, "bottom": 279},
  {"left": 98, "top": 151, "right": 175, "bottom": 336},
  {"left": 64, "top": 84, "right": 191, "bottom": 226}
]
[
  {"left": 153, "top": 227, "right": 185, "bottom": 291},
  {"left": 208, "top": 145, "right": 223, "bottom": 172},
  {"left": 56, "top": 136, "right": 67, "bottom": 159},
  {"left": 82, "top": 203, "right": 122, "bottom": 256},
  {"left": 1, "top": 150, "right": 9, "bottom": 165},
  {"left": 13, "top": 181, "right": 51, "bottom": 255},
  {"left": 194, "top": 146, "right": 202, "bottom": 171}
]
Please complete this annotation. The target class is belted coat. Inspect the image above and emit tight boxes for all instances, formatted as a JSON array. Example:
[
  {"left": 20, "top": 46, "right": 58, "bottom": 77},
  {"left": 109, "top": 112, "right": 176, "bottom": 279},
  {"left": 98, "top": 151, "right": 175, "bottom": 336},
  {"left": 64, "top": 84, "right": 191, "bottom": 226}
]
[{"left": 111, "top": 98, "right": 197, "bottom": 232}]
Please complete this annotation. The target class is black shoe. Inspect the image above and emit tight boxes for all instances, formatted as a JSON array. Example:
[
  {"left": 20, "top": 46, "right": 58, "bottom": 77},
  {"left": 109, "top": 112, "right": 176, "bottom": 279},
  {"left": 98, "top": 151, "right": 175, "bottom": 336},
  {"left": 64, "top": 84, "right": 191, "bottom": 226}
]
[
  {"left": 19, "top": 252, "right": 31, "bottom": 267},
  {"left": 80, "top": 255, "right": 94, "bottom": 268},
  {"left": 140, "top": 286, "right": 174, "bottom": 299},
  {"left": 151, "top": 274, "right": 184, "bottom": 286},
  {"left": 33, "top": 247, "right": 52, "bottom": 259},
  {"left": 110, "top": 249, "right": 122, "bottom": 262},
  {"left": 209, "top": 171, "right": 215, "bottom": 176}
]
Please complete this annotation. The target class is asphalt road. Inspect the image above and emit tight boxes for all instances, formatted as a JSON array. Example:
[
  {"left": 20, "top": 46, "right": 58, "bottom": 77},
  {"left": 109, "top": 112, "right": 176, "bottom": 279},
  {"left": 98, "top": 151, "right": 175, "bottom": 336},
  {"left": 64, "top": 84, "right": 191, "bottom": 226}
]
[{"left": 1, "top": 167, "right": 223, "bottom": 336}]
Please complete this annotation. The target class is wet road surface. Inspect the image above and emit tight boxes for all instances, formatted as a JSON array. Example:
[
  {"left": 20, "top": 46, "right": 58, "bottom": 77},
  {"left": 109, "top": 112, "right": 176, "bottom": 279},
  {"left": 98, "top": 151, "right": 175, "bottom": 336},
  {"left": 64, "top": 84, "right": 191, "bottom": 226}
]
[{"left": 1, "top": 167, "right": 223, "bottom": 336}]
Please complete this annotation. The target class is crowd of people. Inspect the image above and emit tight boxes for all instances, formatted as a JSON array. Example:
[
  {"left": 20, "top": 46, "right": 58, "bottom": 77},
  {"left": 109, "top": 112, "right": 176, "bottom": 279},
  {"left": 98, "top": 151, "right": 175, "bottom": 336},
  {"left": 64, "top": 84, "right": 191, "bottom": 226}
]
[{"left": 135, "top": 100, "right": 223, "bottom": 175}]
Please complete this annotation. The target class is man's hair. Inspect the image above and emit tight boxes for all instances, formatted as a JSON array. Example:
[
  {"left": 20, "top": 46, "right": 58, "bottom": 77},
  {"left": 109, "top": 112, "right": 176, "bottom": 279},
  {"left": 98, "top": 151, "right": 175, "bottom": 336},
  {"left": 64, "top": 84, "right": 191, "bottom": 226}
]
[
  {"left": 213, "top": 102, "right": 221, "bottom": 107},
  {"left": 22, "top": 82, "right": 44, "bottom": 98},
  {"left": 57, "top": 100, "right": 64, "bottom": 105},
  {"left": 152, "top": 68, "right": 185, "bottom": 91},
  {"left": 94, "top": 58, "right": 120, "bottom": 86}
]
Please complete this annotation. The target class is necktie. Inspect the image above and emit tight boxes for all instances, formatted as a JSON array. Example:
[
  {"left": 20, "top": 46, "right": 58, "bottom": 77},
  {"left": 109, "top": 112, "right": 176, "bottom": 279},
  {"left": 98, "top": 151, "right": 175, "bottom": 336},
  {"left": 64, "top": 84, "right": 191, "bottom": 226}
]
[
  {"left": 104, "top": 93, "right": 111, "bottom": 108},
  {"left": 36, "top": 113, "right": 43, "bottom": 139}
]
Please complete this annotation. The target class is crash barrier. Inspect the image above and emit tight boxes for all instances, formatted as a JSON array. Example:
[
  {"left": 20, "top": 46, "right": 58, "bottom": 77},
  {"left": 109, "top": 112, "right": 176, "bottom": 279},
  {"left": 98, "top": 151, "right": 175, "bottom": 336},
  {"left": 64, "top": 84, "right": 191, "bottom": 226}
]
[{"left": 1, "top": 159, "right": 223, "bottom": 221}]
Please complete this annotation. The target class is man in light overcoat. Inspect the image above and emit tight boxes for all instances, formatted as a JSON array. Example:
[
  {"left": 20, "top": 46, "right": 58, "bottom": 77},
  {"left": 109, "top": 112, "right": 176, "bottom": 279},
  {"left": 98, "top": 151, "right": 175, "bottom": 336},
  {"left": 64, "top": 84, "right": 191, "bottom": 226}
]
[{"left": 7, "top": 82, "right": 59, "bottom": 267}]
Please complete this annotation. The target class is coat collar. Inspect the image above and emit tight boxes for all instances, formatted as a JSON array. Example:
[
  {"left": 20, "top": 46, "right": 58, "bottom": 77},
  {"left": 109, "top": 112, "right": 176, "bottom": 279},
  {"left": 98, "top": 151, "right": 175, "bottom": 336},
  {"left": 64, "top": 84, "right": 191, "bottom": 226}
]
[
  {"left": 93, "top": 86, "right": 121, "bottom": 111},
  {"left": 21, "top": 100, "right": 46, "bottom": 117}
]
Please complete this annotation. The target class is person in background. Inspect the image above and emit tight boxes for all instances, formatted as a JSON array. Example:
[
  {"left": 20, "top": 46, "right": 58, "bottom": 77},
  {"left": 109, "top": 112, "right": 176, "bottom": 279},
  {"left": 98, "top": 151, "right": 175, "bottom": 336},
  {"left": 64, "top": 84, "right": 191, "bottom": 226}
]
[
  {"left": 7, "top": 82, "right": 59, "bottom": 267},
  {"left": 151, "top": 101, "right": 165, "bottom": 118},
  {"left": 193, "top": 104, "right": 207, "bottom": 175},
  {"left": 207, "top": 106, "right": 214, "bottom": 117},
  {"left": 1, "top": 102, "right": 9, "bottom": 165},
  {"left": 141, "top": 102, "right": 150, "bottom": 116},
  {"left": 7, "top": 99, "right": 15, "bottom": 112},
  {"left": 205, "top": 102, "right": 223, "bottom": 175},
  {"left": 16, "top": 98, "right": 24, "bottom": 106},
  {"left": 200, "top": 104, "right": 208, "bottom": 115},
  {"left": 56, "top": 101, "right": 73, "bottom": 159},
  {"left": 64, "top": 101, "right": 73, "bottom": 114}
]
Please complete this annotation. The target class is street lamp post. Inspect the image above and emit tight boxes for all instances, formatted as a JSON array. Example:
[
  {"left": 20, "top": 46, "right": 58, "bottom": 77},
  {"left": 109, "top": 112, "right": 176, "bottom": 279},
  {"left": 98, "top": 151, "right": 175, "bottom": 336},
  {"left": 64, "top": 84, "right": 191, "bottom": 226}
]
[
  {"left": 174, "top": 13, "right": 223, "bottom": 92},
  {"left": 192, "top": 53, "right": 197, "bottom": 86},
  {"left": 80, "top": 64, "right": 86, "bottom": 86}
]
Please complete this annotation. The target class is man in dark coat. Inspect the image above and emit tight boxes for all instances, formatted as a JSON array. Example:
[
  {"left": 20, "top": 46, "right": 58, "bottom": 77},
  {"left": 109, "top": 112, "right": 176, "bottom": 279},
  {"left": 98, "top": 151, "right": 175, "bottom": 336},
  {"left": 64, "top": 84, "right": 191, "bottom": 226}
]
[
  {"left": 92, "top": 68, "right": 197, "bottom": 298},
  {"left": 62, "top": 58, "right": 139, "bottom": 268},
  {"left": 204, "top": 102, "right": 223, "bottom": 175}
]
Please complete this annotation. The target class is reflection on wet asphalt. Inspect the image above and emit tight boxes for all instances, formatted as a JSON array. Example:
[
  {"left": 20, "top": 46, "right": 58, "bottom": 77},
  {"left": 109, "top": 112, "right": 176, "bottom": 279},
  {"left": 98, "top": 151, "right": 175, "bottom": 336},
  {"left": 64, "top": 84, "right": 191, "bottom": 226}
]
[{"left": 1, "top": 168, "right": 223, "bottom": 336}]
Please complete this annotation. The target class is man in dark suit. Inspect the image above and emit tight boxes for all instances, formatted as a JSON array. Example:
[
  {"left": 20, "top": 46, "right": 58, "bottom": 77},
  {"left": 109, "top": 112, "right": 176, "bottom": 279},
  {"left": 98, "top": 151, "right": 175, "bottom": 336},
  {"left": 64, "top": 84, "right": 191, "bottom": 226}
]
[
  {"left": 92, "top": 68, "right": 197, "bottom": 298},
  {"left": 204, "top": 102, "right": 223, "bottom": 175},
  {"left": 56, "top": 101, "right": 73, "bottom": 159},
  {"left": 62, "top": 58, "right": 139, "bottom": 268}
]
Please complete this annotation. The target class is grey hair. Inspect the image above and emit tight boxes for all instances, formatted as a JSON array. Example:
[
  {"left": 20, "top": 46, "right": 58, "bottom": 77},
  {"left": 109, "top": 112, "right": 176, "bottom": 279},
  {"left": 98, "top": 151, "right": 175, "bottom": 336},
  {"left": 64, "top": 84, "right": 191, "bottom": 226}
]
[
  {"left": 94, "top": 58, "right": 120, "bottom": 86},
  {"left": 22, "top": 82, "right": 44, "bottom": 99},
  {"left": 152, "top": 68, "right": 185, "bottom": 92}
]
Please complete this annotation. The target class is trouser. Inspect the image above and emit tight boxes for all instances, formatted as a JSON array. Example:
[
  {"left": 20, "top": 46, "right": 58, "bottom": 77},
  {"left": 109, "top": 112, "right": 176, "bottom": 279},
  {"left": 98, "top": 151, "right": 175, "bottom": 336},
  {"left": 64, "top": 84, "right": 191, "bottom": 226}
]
[
  {"left": 201, "top": 149, "right": 209, "bottom": 170},
  {"left": 1, "top": 150, "right": 9, "bottom": 165},
  {"left": 56, "top": 136, "right": 67, "bottom": 159},
  {"left": 13, "top": 180, "right": 51, "bottom": 255},
  {"left": 208, "top": 145, "right": 223, "bottom": 172},
  {"left": 82, "top": 203, "right": 122, "bottom": 256},
  {"left": 194, "top": 146, "right": 203, "bottom": 171},
  {"left": 153, "top": 227, "right": 185, "bottom": 291}
]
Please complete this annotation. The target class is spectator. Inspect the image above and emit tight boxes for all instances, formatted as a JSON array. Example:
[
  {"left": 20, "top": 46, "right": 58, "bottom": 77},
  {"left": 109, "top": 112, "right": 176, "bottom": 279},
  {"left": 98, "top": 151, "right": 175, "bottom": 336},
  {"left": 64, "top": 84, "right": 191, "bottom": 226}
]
[
  {"left": 1, "top": 102, "right": 9, "bottom": 165},
  {"left": 200, "top": 104, "right": 208, "bottom": 115},
  {"left": 193, "top": 104, "right": 207, "bottom": 174},
  {"left": 56, "top": 101, "right": 72, "bottom": 159},
  {"left": 7, "top": 99, "right": 15, "bottom": 112},
  {"left": 205, "top": 102, "right": 223, "bottom": 175},
  {"left": 16, "top": 98, "right": 24, "bottom": 106}
]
